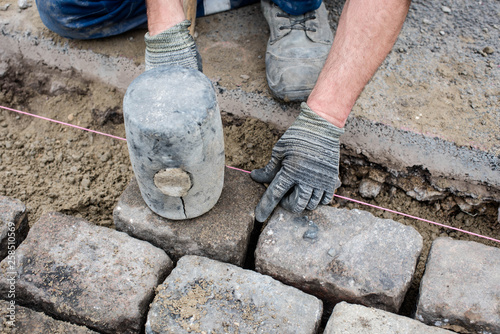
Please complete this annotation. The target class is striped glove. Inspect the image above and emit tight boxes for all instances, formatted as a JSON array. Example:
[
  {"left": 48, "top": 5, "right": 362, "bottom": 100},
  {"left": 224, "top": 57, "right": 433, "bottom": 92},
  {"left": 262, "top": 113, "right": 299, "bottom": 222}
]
[
  {"left": 251, "top": 102, "right": 344, "bottom": 222},
  {"left": 144, "top": 20, "right": 202, "bottom": 71}
]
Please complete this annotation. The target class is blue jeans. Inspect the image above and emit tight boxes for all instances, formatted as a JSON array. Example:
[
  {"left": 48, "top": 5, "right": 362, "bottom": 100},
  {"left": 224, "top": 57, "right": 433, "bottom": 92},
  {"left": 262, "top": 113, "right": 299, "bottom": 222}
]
[
  {"left": 271, "top": 0, "right": 320, "bottom": 16},
  {"left": 36, "top": 0, "right": 322, "bottom": 39}
]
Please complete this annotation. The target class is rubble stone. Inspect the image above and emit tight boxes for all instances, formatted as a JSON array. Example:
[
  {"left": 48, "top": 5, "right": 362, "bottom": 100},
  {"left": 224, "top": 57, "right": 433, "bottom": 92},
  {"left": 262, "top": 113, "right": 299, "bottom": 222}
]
[
  {"left": 0, "top": 300, "right": 99, "bottom": 333},
  {"left": 359, "top": 178, "right": 382, "bottom": 198},
  {"left": 324, "top": 302, "right": 455, "bottom": 334},
  {"left": 146, "top": 255, "right": 323, "bottom": 334},
  {"left": 114, "top": 167, "right": 264, "bottom": 266},
  {"left": 255, "top": 207, "right": 423, "bottom": 312},
  {"left": 0, "top": 212, "right": 173, "bottom": 334},
  {"left": 0, "top": 196, "right": 29, "bottom": 260},
  {"left": 386, "top": 175, "right": 446, "bottom": 202},
  {"left": 368, "top": 169, "right": 388, "bottom": 183},
  {"left": 415, "top": 237, "right": 500, "bottom": 334}
]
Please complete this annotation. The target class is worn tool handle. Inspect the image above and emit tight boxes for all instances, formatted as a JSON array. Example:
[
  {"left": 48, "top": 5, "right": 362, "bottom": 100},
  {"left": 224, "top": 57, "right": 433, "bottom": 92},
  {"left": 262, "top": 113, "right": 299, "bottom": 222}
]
[{"left": 184, "top": 0, "right": 197, "bottom": 36}]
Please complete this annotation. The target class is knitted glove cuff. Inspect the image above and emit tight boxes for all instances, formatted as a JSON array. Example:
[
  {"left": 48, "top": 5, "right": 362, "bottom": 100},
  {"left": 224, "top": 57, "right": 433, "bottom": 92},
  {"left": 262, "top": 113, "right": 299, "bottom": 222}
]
[
  {"left": 144, "top": 20, "right": 201, "bottom": 71},
  {"left": 296, "top": 102, "right": 344, "bottom": 139},
  {"left": 144, "top": 20, "right": 194, "bottom": 52}
]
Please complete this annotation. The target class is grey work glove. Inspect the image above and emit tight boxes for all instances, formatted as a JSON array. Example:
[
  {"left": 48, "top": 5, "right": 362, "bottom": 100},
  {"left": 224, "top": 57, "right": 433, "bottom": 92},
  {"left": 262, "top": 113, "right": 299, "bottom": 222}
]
[
  {"left": 251, "top": 102, "right": 344, "bottom": 222},
  {"left": 145, "top": 20, "right": 202, "bottom": 71}
]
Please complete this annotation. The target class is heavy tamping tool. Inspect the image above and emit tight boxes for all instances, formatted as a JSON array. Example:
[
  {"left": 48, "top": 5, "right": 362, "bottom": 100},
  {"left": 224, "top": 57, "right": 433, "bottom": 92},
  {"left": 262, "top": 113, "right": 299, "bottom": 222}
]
[{"left": 123, "top": 65, "right": 225, "bottom": 220}]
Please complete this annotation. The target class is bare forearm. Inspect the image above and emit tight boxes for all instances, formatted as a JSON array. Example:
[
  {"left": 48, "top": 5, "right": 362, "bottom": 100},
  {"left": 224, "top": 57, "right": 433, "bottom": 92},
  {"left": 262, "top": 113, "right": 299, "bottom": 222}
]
[
  {"left": 146, "top": 0, "right": 186, "bottom": 36},
  {"left": 307, "top": 0, "right": 410, "bottom": 128}
]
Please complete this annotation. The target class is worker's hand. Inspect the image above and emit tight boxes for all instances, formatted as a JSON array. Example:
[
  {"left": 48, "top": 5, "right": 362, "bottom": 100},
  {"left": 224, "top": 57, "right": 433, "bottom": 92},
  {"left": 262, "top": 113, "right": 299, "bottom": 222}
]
[
  {"left": 251, "top": 102, "right": 344, "bottom": 222},
  {"left": 145, "top": 20, "right": 202, "bottom": 71}
]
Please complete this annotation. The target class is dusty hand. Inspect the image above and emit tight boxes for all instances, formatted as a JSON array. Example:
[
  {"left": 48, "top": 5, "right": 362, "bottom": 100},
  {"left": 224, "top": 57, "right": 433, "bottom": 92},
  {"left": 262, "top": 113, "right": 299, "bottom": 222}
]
[{"left": 251, "top": 102, "right": 344, "bottom": 222}]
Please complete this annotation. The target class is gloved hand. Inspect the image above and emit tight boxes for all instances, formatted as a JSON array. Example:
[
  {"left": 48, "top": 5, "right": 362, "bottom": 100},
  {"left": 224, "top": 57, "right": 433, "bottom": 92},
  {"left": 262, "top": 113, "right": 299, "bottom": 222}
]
[
  {"left": 145, "top": 20, "right": 202, "bottom": 71},
  {"left": 251, "top": 102, "right": 344, "bottom": 222}
]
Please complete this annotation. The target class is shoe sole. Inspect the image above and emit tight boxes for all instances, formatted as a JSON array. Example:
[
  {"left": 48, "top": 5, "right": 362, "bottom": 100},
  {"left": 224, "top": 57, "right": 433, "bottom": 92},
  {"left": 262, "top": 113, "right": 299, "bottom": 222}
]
[{"left": 268, "top": 85, "right": 312, "bottom": 102}]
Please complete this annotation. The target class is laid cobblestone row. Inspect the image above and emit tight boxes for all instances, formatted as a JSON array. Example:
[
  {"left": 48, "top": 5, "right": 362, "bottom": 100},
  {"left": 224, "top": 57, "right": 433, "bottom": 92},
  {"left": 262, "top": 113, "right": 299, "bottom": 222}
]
[
  {"left": 146, "top": 255, "right": 323, "bottom": 334},
  {"left": 0, "top": 212, "right": 173, "bottom": 334},
  {"left": 324, "top": 302, "right": 455, "bottom": 333},
  {"left": 0, "top": 300, "right": 98, "bottom": 333},
  {"left": 114, "top": 168, "right": 264, "bottom": 266},
  {"left": 1, "top": 193, "right": 499, "bottom": 333},
  {"left": 0, "top": 196, "right": 29, "bottom": 260},
  {"left": 255, "top": 207, "right": 423, "bottom": 313},
  {"left": 416, "top": 237, "right": 500, "bottom": 334}
]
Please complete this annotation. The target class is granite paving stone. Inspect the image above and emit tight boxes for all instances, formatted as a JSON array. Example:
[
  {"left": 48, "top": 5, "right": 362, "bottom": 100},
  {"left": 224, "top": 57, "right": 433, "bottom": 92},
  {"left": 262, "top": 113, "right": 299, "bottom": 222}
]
[
  {"left": 114, "top": 167, "right": 265, "bottom": 266},
  {"left": 416, "top": 237, "right": 500, "bottom": 334},
  {"left": 255, "top": 206, "right": 423, "bottom": 312},
  {"left": 0, "top": 196, "right": 29, "bottom": 260},
  {"left": 0, "top": 300, "right": 99, "bottom": 334},
  {"left": 0, "top": 212, "right": 173, "bottom": 334},
  {"left": 146, "top": 255, "right": 323, "bottom": 334},
  {"left": 324, "top": 302, "right": 455, "bottom": 334}
]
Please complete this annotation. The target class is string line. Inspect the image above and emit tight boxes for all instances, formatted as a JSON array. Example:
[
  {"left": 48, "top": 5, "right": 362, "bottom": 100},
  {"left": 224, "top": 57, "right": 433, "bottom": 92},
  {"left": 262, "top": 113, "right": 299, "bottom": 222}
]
[
  {"left": 2, "top": 104, "right": 499, "bottom": 244},
  {"left": 332, "top": 194, "right": 500, "bottom": 243},
  {"left": 225, "top": 166, "right": 251, "bottom": 174},
  {"left": 0, "top": 105, "right": 127, "bottom": 141}
]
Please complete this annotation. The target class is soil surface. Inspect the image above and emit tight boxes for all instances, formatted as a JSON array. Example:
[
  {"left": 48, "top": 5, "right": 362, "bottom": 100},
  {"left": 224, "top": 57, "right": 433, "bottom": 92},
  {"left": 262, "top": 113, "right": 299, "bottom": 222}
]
[{"left": 0, "top": 0, "right": 499, "bottom": 329}]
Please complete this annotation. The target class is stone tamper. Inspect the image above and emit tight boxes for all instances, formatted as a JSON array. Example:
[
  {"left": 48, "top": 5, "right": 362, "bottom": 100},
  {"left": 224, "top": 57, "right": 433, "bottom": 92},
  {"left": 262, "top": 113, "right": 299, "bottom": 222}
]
[{"left": 123, "top": 66, "right": 225, "bottom": 220}]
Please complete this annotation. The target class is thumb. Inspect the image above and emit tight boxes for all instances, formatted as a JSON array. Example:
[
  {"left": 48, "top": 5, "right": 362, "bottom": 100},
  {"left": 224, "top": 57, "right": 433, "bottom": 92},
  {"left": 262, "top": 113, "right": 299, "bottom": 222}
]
[{"left": 250, "top": 155, "right": 282, "bottom": 184}]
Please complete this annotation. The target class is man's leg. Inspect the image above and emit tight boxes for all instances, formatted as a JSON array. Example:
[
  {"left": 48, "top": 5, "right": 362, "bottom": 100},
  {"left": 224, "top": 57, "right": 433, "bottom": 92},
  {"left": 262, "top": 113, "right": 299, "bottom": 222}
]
[
  {"left": 36, "top": 0, "right": 147, "bottom": 39},
  {"left": 261, "top": 0, "right": 333, "bottom": 101},
  {"left": 146, "top": 0, "right": 186, "bottom": 36}
]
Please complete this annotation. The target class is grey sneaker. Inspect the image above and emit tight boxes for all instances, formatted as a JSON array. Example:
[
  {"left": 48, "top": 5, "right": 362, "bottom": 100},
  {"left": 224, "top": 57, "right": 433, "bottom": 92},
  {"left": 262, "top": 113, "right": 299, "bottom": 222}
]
[{"left": 261, "top": 0, "right": 333, "bottom": 101}]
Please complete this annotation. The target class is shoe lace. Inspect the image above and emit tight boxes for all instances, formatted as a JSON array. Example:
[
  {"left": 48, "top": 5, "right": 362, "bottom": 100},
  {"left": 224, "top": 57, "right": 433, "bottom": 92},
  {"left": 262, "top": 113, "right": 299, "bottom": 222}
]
[{"left": 277, "top": 12, "right": 317, "bottom": 32}]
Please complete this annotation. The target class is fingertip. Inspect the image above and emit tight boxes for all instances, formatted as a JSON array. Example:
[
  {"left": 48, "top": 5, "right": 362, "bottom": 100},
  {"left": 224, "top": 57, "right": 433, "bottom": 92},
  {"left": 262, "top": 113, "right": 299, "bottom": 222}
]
[
  {"left": 254, "top": 172, "right": 291, "bottom": 222},
  {"left": 334, "top": 177, "right": 342, "bottom": 189},
  {"left": 280, "top": 185, "right": 312, "bottom": 214},
  {"left": 255, "top": 206, "right": 269, "bottom": 223},
  {"left": 321, "top": 190, "right": 334, "bottom": 205},
  {"left": 306, "top": 189, "right": 323, "bottom": 211},
  {"left": 250, "top": 168, "right": 267, "bottom": 183},
  {"left": 250, "top": 158, "right": 281, "bottom": 184},
  {"left": 254, "top": 193, "right": 277, "bottom": 223},
  {"left": 279, "top": 195, "right": 296, "bottom": 213}
]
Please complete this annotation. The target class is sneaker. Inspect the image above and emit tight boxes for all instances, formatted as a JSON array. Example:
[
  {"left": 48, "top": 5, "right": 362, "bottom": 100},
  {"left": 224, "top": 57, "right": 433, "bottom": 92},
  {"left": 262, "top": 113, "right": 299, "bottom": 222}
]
[{"left": 261, "top": 0, "right": 333, "bottom": 101}]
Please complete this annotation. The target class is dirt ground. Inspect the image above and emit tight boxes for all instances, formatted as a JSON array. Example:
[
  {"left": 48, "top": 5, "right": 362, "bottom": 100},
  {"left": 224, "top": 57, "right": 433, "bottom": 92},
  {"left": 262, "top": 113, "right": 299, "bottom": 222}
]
[{"left": 0, "top": 0, "right": 499, "bottom": 329}]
